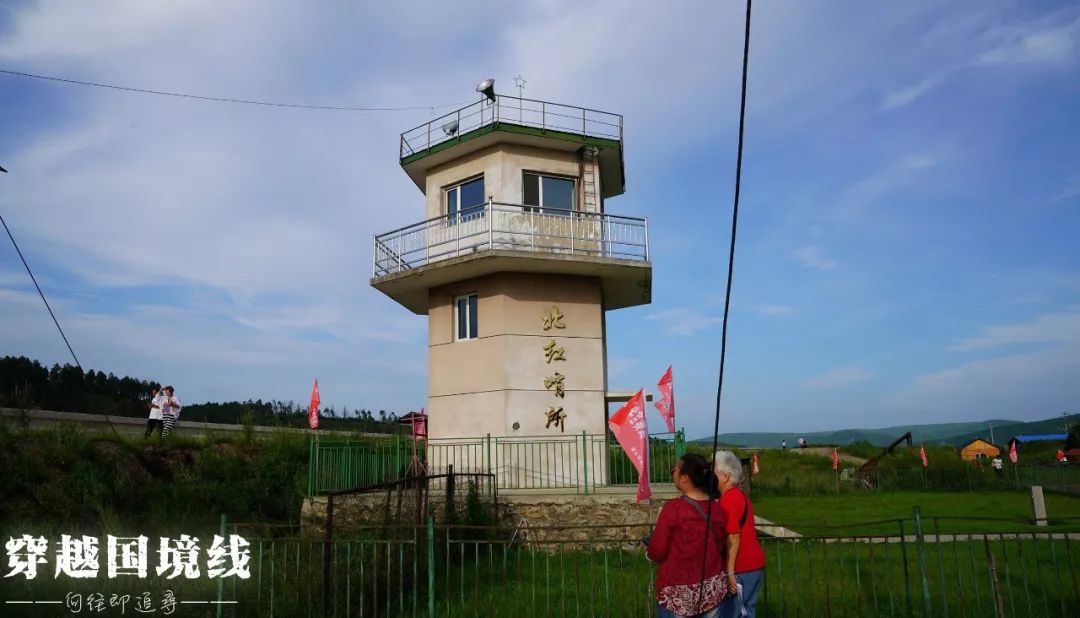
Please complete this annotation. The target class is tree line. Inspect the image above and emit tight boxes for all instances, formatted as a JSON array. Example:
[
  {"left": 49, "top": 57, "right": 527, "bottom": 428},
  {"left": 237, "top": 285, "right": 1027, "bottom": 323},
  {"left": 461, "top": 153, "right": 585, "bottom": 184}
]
[{"left": 0, "top": 356, "right": 408, "bottom": 433}]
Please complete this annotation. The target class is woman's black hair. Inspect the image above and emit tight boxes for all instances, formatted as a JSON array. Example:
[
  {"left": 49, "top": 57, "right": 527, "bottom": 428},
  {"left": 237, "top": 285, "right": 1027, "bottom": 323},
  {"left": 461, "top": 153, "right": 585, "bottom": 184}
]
[{"left": 678, "top": 453, "right": 719, "bottom": 498}]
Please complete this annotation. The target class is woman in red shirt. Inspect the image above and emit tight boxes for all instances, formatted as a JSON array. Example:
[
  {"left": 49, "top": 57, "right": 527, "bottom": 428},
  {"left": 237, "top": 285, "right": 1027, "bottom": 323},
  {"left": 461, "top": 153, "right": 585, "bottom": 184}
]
[
  {"left": 714, "top": 450, "right": 765, "bottom": 618},
  {"left": 645, "top": 454, "right": 727, "bottom": 617}
]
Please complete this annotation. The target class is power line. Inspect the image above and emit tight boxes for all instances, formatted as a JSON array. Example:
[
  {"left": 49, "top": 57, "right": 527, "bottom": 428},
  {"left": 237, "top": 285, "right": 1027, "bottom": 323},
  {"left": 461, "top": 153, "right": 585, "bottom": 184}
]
[
  {"left": 0, "top": 68, "right": 466, "bottom": 112},
  {"left": 0, "top": 209, "right": 83, "bottom": 370},
  {"left": 0, "top": 175, "right": 121, "bottom": 439},
  {"left": 698, "top": 0, "right": 753, "bottom": 606}
]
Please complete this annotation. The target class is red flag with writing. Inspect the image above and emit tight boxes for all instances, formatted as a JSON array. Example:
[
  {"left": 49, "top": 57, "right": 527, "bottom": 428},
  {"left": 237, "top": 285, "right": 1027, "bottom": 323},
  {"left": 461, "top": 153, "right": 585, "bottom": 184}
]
[
  {"left": 308, "top": 379, "right": 320, "bottom": 430},
  {"left": 752, "top": 452, "right": 760, "bottom": 475},
  {"left": 654, "top": 366, "right": 676, "bottom": 433},
  {"left": 1009, "top": 440, "right": 1018, "bottom": 464},
  {"left": 608, "top": 389, "right": 651, "bottom": 502},
  {"left": 920, "top": 445, "right": 929, "bottom": 468},
  {"left": 832, "top": 447, "right": 839, "bottom": 471}
]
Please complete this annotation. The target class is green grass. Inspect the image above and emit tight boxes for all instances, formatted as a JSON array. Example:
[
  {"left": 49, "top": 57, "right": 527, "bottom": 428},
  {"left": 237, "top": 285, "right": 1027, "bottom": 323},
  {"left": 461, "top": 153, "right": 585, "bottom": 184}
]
[
  {"left": 0, "top": 422, "right": 309, "bottom": 533},
  {"left": 754, "top": 491, "right": 1080, "bottom": 535}
]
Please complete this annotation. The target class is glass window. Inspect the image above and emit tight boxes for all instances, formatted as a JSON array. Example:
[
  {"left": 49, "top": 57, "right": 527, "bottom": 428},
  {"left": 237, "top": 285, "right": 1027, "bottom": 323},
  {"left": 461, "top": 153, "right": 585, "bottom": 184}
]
[
  {"left": 523, "top": 173, "right": 575, "bottom": 215},
  {"left": 455, "top": 293, "right": 478, "bottom": 340},
  {"left": 445, "top": 176, "right": 485, "bottom": 223}
]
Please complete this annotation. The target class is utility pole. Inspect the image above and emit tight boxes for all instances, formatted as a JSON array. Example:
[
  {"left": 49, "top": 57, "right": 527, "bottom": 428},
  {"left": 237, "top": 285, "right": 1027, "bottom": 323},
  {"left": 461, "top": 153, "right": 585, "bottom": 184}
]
[
  {"left": 990, "top": 423, "right": 995, "bottom": 445},
  {"left": 1065, "top": 412, "right": 1071, "bottom": 435}
]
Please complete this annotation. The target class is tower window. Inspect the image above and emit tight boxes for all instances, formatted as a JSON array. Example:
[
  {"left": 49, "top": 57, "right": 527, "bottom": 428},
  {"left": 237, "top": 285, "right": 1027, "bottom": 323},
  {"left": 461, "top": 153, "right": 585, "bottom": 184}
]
[
  {"left": 523, "top": 172, "right": 574, "bottom": 215},
  {"left": 445, "top": 176, "right": 485, "bottom": 223},
  {"left": 454, "top": 293, "right": 478, "bottom": 340}
]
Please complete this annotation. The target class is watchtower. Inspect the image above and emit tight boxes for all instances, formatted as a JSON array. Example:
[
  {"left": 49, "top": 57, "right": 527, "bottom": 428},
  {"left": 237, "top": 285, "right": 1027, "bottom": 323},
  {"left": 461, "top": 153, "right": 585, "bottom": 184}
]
[{"left": 371, "top": 82, "right": 651, "bottom": 482}]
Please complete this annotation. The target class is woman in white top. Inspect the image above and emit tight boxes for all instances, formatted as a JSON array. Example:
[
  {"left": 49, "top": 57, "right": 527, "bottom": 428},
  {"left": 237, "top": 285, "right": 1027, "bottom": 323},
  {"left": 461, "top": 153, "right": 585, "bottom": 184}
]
[
  {"left": 145, "top": 386, "right": 166, "bottom": 438},
  {"left": 160, "top": 386, "right": 182, "bottom": 438}
]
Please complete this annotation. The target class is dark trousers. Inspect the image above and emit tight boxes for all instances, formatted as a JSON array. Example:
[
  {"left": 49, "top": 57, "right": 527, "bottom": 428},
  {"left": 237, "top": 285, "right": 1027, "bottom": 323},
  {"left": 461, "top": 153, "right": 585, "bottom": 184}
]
[{"left": 145, "top": 418, "right": 163, "bottom": 438}]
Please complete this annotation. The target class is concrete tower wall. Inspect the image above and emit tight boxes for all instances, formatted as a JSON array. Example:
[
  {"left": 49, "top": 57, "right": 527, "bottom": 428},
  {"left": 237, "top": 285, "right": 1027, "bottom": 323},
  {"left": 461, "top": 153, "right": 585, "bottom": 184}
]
[{"left": 427, "top": 272, "right": 606, "bottom": 440}]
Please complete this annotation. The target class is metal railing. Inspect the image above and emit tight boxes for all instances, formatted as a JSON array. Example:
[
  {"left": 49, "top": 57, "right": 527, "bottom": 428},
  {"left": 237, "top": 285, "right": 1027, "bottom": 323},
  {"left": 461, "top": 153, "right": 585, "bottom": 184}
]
[
  {"left": 12, "top": 512, "right": 1075, "bottom": 617},
  {"left": 372, "top": 202, "right": 649, "bottom": 278},
  {"left": 400, "top": 94, "right": 623, "bottom": 160},
  {"left": 875, "top": 463, "right": 1080, "bottom": 494},
  {"left": 308, "top": 431, "right": 686, "bottom": 496}
]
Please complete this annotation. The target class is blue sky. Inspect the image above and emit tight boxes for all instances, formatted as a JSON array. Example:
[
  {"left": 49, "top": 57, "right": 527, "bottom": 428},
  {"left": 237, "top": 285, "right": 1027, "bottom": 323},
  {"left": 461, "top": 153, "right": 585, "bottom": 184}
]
[{"left": 0, "top": 0, "right": 1078, "bottom": 438}]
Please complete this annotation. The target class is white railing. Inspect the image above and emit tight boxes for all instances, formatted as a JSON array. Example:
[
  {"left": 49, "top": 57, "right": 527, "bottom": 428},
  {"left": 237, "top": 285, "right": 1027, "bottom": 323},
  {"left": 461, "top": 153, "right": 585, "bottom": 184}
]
[
  {"left": 372, "top": 202, "right": 649, "bottom": 278},
  {"left": 400, "top": 94, "right": 623, "bottom": 160}
]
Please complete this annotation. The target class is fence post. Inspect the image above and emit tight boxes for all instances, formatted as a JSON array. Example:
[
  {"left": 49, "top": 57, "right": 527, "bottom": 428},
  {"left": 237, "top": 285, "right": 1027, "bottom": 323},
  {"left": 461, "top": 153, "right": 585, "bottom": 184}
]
[
  {"left": 324, "top": 494, "right": 334, "bottom": 618},
  {"left": 582, "top": 431, "right": 589, "bottom": 495},
  {"left": 427, "top": 515, "right": 435, "bottom": 618},
  {"left": 913, "top": 507, "right": 933, "bottom": 617},
  {"left": 394, "top": 434, "right": 401, "bottom": 479},
  {"left": 984, "top": 538, "right": 1006, "bottom": 618},
  {"left": 216, "top": 513, "right": 227, "bottom": 618},
  {"left": 486, "top": 433, "right": 493, "bottom": 495},
  {"left": 446, "top": 464, "right": 456, "bottom": 525},
  {"left": 899, "top": 518, "right": 912, "bottom": 617},
  {"left": 307, "top": 436, "right": 314, "bottom": 496},
  {"left": 675, "top": 429, "right": 686, "bottom": 458}
]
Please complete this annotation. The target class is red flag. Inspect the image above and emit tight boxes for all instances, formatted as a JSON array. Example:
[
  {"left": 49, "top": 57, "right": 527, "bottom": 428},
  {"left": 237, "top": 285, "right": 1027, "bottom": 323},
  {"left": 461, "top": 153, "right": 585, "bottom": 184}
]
[
  {"left": 920, "top": 445, "right": 929, "bottom": 468},
  {"left": 654, "top": 366, "right": 676, "bottom": 433},
  {"left": 752, "top": 452, "right": 760, "bottom": 475},
  {"left": 308, "top": 379, "right": 320, "bottom": 430},
  {"left": 1009, "top": 440, "right": 1018, "bottom": 464},
  {"left": 608, "top": 389, "right": 651, "bottom": 502},
  {"left": 832, "top": 447, "right": 839, "bottom": 471}
]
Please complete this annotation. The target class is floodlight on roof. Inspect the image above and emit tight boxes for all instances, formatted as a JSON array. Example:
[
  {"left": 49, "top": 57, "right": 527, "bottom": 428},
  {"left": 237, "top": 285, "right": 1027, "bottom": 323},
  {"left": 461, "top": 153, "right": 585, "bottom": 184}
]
[
  {"left": 475, "top": 78, "right": 495, "bottom": 103},
  {"left": 441, "top": 120, "right": 459, "bottom": 137}
]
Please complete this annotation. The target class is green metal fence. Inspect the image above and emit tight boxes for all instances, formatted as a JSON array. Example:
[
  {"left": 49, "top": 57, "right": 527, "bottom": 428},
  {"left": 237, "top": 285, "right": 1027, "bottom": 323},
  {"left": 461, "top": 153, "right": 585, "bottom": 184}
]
[
  {"left": 5, "top": 513, "right": 1077, "bottom": 616},
  {"left": 278, "top": 514, "right": 1077, "bottom": 618},
  {"left": 307, "top": 436, "right": 415, "bottom": 495},
  {"left": 875, "top": 464, "right": 1080, "bottom": 494},
  {"left": 308, "top": 431, "right": 687, "bottom": 496}
]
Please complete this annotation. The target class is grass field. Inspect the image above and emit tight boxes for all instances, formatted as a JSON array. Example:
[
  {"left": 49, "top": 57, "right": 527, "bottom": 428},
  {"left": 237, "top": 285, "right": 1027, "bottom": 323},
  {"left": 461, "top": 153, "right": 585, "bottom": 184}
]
[{"left": 754, "top": 491, "right": 1080, "bottom": 534}]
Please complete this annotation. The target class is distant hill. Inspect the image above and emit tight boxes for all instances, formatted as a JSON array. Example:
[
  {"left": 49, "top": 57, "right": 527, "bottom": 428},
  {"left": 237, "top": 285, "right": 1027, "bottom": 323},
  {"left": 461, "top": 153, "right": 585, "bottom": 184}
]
[
  {"left": 942, "top": 414, "right": 1077, "bottom": 447},
  {"left": 696, "top": 414, "right": 1079, "bottom": 448}
]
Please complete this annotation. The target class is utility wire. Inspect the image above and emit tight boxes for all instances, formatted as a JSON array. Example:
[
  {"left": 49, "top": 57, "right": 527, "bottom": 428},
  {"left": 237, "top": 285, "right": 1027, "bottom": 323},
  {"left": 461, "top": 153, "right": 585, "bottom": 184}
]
[
  {"left": 0, "top": 173, "right": 121, "bottom": 439},
  {"left": 698, "top": 0, "right": 753, "bottom": 607},
  {"left": 0, "top": 68, "right": 466, "bottom": 112}
]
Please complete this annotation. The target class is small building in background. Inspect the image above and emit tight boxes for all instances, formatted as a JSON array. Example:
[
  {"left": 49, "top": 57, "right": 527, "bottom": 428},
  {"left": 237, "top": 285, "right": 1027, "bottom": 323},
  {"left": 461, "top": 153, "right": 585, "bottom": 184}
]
[
  {"left": 1009, "top": 434, "right": 1067, "bottom": 444},
  {"left": 959, "top": 438, "right": 1000, "bottom": 462}
]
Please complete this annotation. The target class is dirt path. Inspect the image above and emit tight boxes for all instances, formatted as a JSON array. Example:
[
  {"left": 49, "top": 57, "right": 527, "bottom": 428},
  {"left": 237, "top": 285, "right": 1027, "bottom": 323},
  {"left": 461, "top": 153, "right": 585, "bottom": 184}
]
[{"left": 788, "top": 446, "right": 868, "bottom": 466}]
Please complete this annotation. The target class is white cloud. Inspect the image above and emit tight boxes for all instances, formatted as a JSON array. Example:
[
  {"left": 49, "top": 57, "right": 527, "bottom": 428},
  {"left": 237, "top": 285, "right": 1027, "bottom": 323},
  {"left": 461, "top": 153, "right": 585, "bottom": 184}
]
[
  {"left": 903, "top": 347, "right": 1079, "bottom": 415},
  {"left": 830, "top": 153, "right": 941, "bottom": 222},
  {"left": 645, "top": 308, "right": 723, "bottom": 337},
  {"left": 1052, "top": 173, "right": 1080, "bottom": 203},
  {"left": 880, "top": 77, "right": 941, "bottom": 111},
  {"left": 803, "top": 367, "right": 873, "bottom": 390},
  {"left": 752, "top": 304, "right": 793, "bottom": 316},
  {"left": 792, "top": 246, "right": 837, "bottom": 271},
  {"left": 978, "top": 14, "right": 1080, "bottom": 65},
  {"left": 951, "top": 312, "right": 1080, "bottom": 351}
]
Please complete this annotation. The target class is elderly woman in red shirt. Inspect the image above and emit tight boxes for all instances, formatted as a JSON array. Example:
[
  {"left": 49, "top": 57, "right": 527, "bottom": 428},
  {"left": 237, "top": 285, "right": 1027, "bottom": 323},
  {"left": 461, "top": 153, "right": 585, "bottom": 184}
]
[
  {"left": 645, "top": 454, "right": 728, "bottom": 617},
  {"left": 714, "top": 450, "right": 766, "bottom": 618}
]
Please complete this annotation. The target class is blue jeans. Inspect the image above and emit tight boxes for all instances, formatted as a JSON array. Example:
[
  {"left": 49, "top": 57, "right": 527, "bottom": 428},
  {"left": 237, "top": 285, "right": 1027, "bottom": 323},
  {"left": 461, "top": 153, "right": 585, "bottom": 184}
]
[
  {"left": 719, "top": 569, "right": 764, "bottom": 618},
  {"left": 656, "top": 603, "right": 722, "bottom": 618}
]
